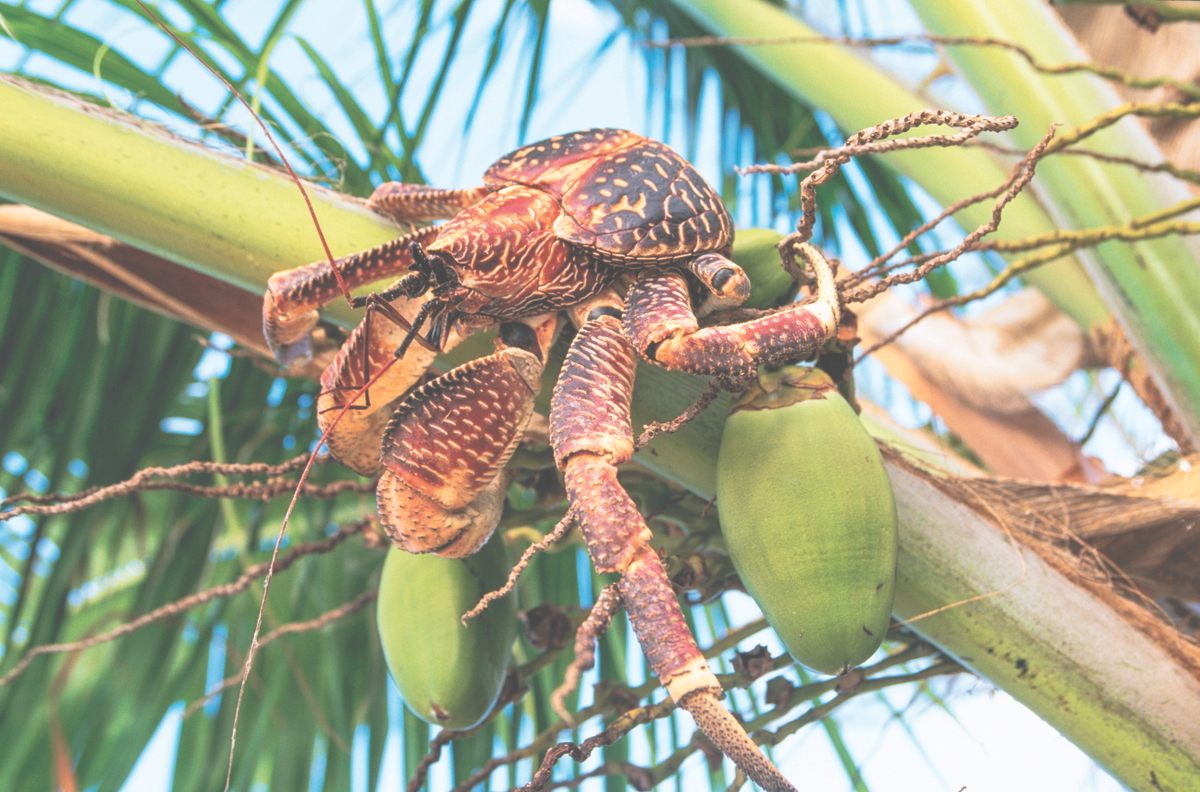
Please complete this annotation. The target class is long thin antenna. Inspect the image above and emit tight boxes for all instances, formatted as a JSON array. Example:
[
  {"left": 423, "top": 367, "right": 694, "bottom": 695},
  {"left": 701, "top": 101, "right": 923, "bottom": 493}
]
[{"left": 132, "top": 0, "right": 353, "bottom": 301}]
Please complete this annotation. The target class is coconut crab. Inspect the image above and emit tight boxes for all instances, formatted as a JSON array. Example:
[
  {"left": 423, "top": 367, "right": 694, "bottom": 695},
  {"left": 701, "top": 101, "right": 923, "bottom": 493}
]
[{"left": 263, "top": 128, "right": 839, "bottom": 791}]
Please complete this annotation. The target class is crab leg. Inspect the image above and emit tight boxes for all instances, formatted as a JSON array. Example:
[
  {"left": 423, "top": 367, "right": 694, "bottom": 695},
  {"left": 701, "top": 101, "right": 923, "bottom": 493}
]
[
  {"left": 263, "top": 225, "right": 441, "bottom": 367},
  {"left": 266, "top": 182, "right": 489, "bottom": 364},
  {"left": 625, "top": 245, "right": 840, "bottom": 382},
  {"left": 550, "top": 302, "right": 796, "bottom": 792},
  {"left": 374, "top": 315, "right": 558, "bottom": 557},
  {"left": 367, "top": 183, "right": 490, "bottom": 225}
]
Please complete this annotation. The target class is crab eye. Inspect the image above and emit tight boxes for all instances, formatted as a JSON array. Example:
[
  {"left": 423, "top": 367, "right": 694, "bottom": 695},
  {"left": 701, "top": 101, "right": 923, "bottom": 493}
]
[{"left": 711, "top": 268, "right": 735, "bottom": 292}]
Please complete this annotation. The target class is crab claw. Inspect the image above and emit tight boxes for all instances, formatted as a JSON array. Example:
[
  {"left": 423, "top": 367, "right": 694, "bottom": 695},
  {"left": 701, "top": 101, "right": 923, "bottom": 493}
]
[
  {"left": 377, "top": 471, "right": 508, "bottom": 558},
  {"left": 375, "top": 345, "right": 544, "bottom": 557}
]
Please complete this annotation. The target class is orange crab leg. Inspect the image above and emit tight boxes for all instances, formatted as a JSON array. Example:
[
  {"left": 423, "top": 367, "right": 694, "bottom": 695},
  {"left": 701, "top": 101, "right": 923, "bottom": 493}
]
[
  {"left": 549, "top": 301, "right": 795, "bottom": 792},
  {"left": 375, "top": 315, "right": 558, "bottom": 557},
  {"left": 625, "top": 245, "right": 840, "bottom": 382}
]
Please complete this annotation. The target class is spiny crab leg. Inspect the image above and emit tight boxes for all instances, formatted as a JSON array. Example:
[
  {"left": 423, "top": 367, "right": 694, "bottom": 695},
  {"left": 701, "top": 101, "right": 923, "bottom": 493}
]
[
  {"left": 626, "top": 243, "right": 840, "bottom": 382},
  {"left": 263, "top": 225, "right": 441, "bottom": 368},
  {"left": 375, "top": 315, "right": 558, "bottom": 557},
  {"left": 549, "top": 301, "right": 796, "bottom": 792},
  {"left": 367, "top": 183, "right": 490, "bottom": 225},
  {"left": 264, "top": 182, "right": 491, "bottom": 368}
]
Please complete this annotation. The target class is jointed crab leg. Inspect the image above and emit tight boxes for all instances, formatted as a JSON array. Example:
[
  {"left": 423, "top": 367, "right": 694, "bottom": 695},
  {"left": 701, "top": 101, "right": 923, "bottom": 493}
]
[
  {"left": 375, "top": 315, "right": 558, "bottom": 557},
  {"left": 367, "top": 183, "right": 490, "bottom": 225},
  {"left": 625, "top": 244, "right": 840, "bottom": 382},
  {"left": 265, "top": 183, "right": 493, "bottom": 365},
  {"left": 263, "top": 224, "right": 441, "bottom": 367},
  {"left": 550, "top": 303, "right": 796, "bottom": 792}
]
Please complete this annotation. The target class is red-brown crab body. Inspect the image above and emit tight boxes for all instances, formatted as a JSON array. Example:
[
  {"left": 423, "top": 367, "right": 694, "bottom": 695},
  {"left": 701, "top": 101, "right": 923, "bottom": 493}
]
[
  {"left": 417, "top": 128, "right": 733, "bottom": 319},
  {"left": 263, "top": 128, "right": 840, "bottom": 792}
]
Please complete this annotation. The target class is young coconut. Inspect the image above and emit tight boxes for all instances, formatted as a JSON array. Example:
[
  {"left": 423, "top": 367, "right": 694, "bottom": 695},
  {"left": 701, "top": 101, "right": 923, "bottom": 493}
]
[
  {"left": 377, "top": 532, "right": 518, "bottom": 729},
  {"left": 716, "top": 366, "right": 898, "bottom": 675}
]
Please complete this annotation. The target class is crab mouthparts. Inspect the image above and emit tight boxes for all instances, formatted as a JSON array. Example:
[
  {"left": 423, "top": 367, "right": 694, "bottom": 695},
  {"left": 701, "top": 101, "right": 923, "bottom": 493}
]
[
  {"left": 393, "top": 295, "right": 460, "bottom": 362},
  {"left": 409, "top": 242, "right": 459, "bottom": 292}
]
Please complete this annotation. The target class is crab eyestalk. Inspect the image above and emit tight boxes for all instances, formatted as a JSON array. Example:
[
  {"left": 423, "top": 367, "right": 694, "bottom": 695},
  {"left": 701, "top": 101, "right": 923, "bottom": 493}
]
[{"left": 550, "top": 314, "right": 796, "bottom": 792}]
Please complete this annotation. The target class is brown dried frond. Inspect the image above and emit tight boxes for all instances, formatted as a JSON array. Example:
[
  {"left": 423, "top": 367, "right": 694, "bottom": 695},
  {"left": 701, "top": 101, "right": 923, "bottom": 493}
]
[
  {"left": 888, "top": 449, "right": 1200, "bottom": 661},
  {"left": 550, "top": 583, "right": 623, "bottom": 723}
]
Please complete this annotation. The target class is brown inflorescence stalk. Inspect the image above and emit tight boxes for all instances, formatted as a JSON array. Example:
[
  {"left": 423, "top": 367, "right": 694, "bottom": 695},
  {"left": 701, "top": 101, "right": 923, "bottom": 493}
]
[
  {"left": 0, "top": 455, "right": 313, "bottom": 515},
  {"left": 441, "top": 618, "right": 772, "bottom": 791},
  {"left": 772, "top": 109, "right": 1019, "bottom": 250},
  {"left": 461, "top": 508, "right": 576, "bottom": 623},
  {"left": 846, "top": 122, "right": 1058, "bottom": 308},
  {"left": 2, "top": 477, "right": 373, "bottom": 518},
  {"left": 739, "top": 114, "right": 1016, "bottom": 176},
  {"left": 635, "top": 380, "right": 724, "bottom": 449},
  {"left": 519, "top": 643, "right": 953, "bottom": 792},
  {"left": 551, "top": 583, "right": 623, "bottom": 722},
  {"left": 970, "top": 139, "right": 1200, "bottom": 188},
  {"left": 648, "top": 32, "right": 1200, "bottom": 100}
]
